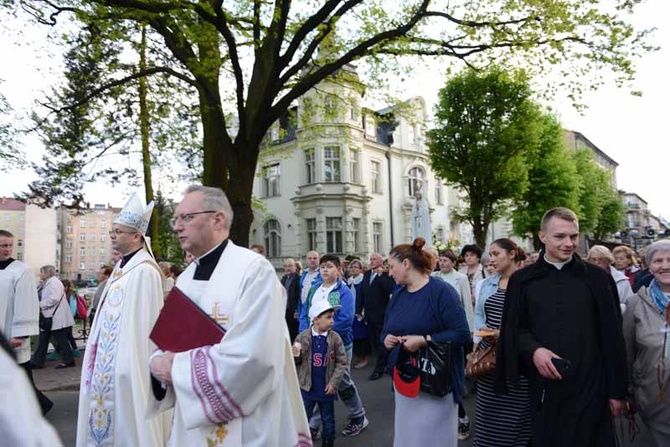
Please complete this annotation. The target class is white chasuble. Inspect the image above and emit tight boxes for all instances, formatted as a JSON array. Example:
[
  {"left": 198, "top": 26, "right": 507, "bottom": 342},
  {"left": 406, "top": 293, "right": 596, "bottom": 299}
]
[
  {"left": 0, "top": 260, "right": 39, "bottom": 364},
  {"left": 76, "top": 249, "right": 172, "bottom": 447},
  {"left": 0, "top": 346, "right": 62, "bottom": 446},
  {"left": 149, "top": 241, "right": 311, "bottom": 447}
]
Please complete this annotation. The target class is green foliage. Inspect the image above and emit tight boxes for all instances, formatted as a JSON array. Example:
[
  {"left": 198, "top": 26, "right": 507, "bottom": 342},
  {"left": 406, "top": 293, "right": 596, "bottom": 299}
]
[
  {"left": 511, "top": 113, "right": 580, "bottom": 249},
  {"left": 428, "top": 66, "right": 543, "bottom": 248},
  {"left": 7, "top": 0, "right": 655, "bottom": 246},
  {"left": 570, "top": 148, "right": 624, "bottom": 239},
  {"left": 0, "top": 85, "right": 23, "bottom": 171},
  {"left": 151, "top": 190, "right": 183, "bottom": 264}
]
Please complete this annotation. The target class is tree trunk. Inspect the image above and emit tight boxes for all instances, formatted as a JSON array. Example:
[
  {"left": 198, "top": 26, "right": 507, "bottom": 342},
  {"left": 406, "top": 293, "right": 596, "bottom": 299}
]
[
  {"left": 472, "top": 221, "right": 487, "bottom": 251},
  {"left": 138, "top": 25, "right": 159, "bottom": 252}
]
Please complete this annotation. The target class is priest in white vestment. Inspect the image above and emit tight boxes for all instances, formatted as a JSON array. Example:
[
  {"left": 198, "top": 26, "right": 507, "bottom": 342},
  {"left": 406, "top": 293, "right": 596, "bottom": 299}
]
[
  {"left": 0, "top": 331, "right": 62, "bottom": 446},
  {"left": 149, "top": 185, "right": 311, "bottom": 446},
  {"left": 76, "top": 193, "right": 171, "bottom": 446},
  {"left": 0, "top": 229, "right": 52, "bottom": 414}
]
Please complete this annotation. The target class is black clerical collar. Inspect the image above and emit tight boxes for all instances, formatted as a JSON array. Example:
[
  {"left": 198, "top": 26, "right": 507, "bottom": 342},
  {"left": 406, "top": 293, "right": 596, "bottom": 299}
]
[
  {"left": 120, "top": 248, "right": 142, "bottom": 268},
  {"left": 0, "top": 258, "right": 15, "bottom": 270},
  {"left": 194, "top": 240, "right": 228, "bottom": 281}
]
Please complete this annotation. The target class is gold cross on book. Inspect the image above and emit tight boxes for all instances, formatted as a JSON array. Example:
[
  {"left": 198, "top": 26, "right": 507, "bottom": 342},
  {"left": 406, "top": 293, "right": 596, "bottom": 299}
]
[{"left": 212, "top": 302, "right": 229, "bottom": 325}]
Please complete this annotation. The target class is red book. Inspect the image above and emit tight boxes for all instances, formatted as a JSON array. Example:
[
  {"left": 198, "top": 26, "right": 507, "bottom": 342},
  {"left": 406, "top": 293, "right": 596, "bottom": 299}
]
[{"left": 150, "top": 287, "right": 226, "bottom": 353}]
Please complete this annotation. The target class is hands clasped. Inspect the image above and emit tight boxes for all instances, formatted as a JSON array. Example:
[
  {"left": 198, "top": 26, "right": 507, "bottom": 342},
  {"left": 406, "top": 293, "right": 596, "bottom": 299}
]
[
  {"left": 384, "top": 334, "right": 427, "bottom": 352},
  {"left": 150, "top": 351, "right": 175, "bottom": 386}
]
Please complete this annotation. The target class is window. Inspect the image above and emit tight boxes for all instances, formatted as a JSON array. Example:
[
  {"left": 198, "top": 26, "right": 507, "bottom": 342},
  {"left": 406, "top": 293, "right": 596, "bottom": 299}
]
[
  {"left": 88, "top": 233, "right": 96, "bottom": 241},
  {"left": 89, "top": 220, "right": 96, "bottom": 228},
  {"left": 79, "top": 262, "right": 85, "bottom": 270},
  {"left": 349, "top": 150, "right": 360, "bottom": 184},
  {"left": 66, "top": 225, "right": 73, "bottom": 234},
  {"left": 79, "top": 247, "right": 85, "bottom": 256},
  {"left": 326, "top": 217, "right": 343, "bottom": 253},
  {"left": 18, "top": 213, "right": 24, "bottom": 221},
  {"left": 17, "top": 239, "right": 23, "bottom": 247},
  {"left": 100, "top": 233, "right": 106, "bottom": 242},
  {"left": 370, "top": 161, "right": 381, "bottom": 193},
  {"left": 365, "top": 115, "right": 376, "bottom": 138},
  {"left": 100, "top": 220, "right": 106, "bottom": 228},
  {"left": 79, "top": 233, "right": 86, "bottom": 242},
  {"left": 264, "top": 220, "right": 282, "bottom": 258},
  {"left": 65, "top": 239, "right": 73, "bottom": 249},
  {"left": 262, "top": 163, "right": 281, "bottom": 198},
  {"left": 16, "top": 253, "right": 23, "bottom": 261},
  {"left": 408, "top": 167, "right": 425, "bottom": 197},
  {"left": 373, "top": 222, "right": 383, "bottom": 253},
  {"left": 88, "top": 247, "right": 95, "bottom": 255},
  {"left": 80, "top": 219, "right": 86, "bottom": 228},
  {"left": 306, "top": 218, "right": 317, "bottom": 252},
  {"left": 352, "top": 218, "right": 360, "bottom": 253},
  {"left": 100, "top": 248, "right": 106, "bottom": 257},
  {"left": 305, "top": 149, "right": 316, "bottom": 184},
  {"left": 65, "top": 255, "right": 72, "bottom": 263},
  {"left": 435, "top": 179, "right": 443, "bottom": 205},
  {"left": 324, "top": 147, "right": 341, "bottom": 182}
]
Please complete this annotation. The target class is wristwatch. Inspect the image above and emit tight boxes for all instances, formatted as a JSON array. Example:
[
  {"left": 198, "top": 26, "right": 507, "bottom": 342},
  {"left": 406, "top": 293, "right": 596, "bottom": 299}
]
[{"left": 424, "top": 334, "right": 432, "bottom": 343}]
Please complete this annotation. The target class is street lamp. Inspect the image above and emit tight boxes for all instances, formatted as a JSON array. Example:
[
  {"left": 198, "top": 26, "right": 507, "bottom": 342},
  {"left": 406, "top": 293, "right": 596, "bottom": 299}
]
[{"left": 629, "top": 229, "right": 640, "bottom": 251}]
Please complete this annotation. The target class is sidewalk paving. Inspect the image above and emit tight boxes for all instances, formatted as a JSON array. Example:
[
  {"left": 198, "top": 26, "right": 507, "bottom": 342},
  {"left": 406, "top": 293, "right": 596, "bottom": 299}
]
[{"left": 33, "top": 352, "right": 84, "bottom": 392}]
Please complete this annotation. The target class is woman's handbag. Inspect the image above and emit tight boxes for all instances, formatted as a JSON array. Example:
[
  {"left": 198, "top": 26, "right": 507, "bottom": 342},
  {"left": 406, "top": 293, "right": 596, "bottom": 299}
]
[
  {"left": 418, "top": 341, "right": 453, "bottom": 397},
  {"left": 465, "top": 340, "right": 497, "bottom": 378},
  {"left": 39, "top": 293, "right": 66, "bottom": 332}
]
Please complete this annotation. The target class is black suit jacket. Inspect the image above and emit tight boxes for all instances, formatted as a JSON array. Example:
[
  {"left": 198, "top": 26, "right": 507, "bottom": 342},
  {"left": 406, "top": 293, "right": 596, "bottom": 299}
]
[
  {"left": 359, "top": 270, "right": 395, "bottom": 325},
  {"left": 281, "top": 273, "right": 301, "bottom": 315}
]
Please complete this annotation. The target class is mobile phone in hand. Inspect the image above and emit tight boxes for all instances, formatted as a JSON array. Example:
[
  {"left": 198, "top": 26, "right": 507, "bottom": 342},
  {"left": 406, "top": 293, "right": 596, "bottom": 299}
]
[{"left": 551, "top": 357, "right": 572, "bottom": 378}]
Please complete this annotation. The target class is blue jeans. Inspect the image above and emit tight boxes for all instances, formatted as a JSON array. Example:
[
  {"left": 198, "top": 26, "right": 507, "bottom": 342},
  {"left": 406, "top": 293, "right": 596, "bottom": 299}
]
[
  {"left": 309, "top": 344, "right": 366, "bottom": 428},
  {"left": 304, "top": 397, "right": 335, "bottom": 441}
]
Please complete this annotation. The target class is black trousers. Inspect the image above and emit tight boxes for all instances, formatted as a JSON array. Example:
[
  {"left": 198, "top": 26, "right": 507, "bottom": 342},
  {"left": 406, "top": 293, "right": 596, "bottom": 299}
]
[
  {"left": 33, "top": 327, "right": 74, "bottom": 366},
  {"left": 368, "top": 320, "right": 387, "bottom": 373},
  {"left": 19, "top": 361, "right": 53, "bottom": 415}
]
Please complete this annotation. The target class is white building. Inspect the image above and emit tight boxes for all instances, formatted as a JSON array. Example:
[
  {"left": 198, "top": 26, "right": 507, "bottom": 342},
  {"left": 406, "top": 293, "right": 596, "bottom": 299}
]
[{"left": 249, "top": 65, "right": 464, "bottom": 266}]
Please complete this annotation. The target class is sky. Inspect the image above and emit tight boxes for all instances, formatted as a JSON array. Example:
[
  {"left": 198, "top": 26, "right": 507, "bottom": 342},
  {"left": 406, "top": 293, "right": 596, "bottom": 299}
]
[{"left": 0, "top": 1, "right": 668, "bottom": 219}]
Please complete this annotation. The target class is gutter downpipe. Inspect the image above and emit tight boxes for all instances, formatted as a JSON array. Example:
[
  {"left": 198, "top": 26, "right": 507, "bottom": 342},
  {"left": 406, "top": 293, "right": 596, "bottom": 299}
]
[{"left": 385, "top": 150, "right": 395, "bottom": 247}]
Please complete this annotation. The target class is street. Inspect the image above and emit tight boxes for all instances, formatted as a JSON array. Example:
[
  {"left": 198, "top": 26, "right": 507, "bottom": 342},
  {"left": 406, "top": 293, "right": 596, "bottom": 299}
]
[{"left": 45, "top": 363, "right": 655, "bottom": 447}]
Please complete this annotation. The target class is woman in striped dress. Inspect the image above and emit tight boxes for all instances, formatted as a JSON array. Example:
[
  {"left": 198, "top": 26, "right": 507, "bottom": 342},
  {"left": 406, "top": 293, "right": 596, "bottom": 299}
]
[{"left": 473, "top": 238, "right": 531, "bottom": 446}]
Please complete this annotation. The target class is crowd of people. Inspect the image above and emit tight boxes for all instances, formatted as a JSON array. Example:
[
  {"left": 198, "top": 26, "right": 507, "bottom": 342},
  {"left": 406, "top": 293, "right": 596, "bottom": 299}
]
[{"left": 1, "top": 192, "right": 669, "bottom": 447}]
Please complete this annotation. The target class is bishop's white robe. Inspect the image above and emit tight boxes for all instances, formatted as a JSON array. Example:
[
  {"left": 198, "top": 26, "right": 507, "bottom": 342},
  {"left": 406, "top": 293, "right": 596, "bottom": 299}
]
[
  {"left": 0, "top": 345, "right": 62, "bottom": 446},
  {"left": 0, "top": 260, "right": 39, "bottom": 364},
  {"left": 76, "top": 249, "right": 172, "bottom": 446},
  {"left": 149, "top": 241, "right": 311, "bottom": 447}
]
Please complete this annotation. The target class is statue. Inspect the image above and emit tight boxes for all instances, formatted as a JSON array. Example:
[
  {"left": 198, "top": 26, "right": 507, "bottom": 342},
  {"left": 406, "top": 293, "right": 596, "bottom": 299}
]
[{"left": 411, "top": 180, "right": 432, "bottom": 247}]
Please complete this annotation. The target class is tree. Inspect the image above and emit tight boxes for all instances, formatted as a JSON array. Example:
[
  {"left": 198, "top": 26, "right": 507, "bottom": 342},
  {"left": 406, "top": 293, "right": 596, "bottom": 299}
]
[
  {"left": 428, "top": 67, "right": 544, "bottom": 248},
  {"left": 571, "top": 148, "right": 624, "bottom": 238},
  {"left": 0, "top": 85, "right": 22, "bottom": 171},
  {"left": 152, "top": 189, "right": 183, "bottom": 263},
  {"left": 512, "top": 113, "right": 580, "bottom": 249},
  {"left": 12, "top": 0, "right": 653, "bottom": 246}
]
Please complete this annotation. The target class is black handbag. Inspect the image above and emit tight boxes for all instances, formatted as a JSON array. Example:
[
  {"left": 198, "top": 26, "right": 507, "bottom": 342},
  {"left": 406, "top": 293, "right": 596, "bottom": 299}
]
[
  {"left": 418, "top": 340, "right": 452, "bottom": 397},
  {"left": 39, "top": 293, "right": 65, "bottom": 332}
]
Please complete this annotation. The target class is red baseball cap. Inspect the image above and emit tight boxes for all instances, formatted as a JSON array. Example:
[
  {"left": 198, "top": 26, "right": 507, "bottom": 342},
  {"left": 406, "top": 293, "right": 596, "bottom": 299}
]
[{"left": 392, "top": 345, "right": 420, "bottom": 398}]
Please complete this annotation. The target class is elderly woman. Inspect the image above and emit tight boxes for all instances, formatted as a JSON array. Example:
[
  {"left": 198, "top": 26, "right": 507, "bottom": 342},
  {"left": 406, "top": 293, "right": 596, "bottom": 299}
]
[
  {"left": 382, "top": 238, "right": 471, "bottom": 447},
  {"left": 613, "top": 245, "right": 640, "bottom": 287},
  {"left": 587, "top": 245, "right": 634, "bottom": 313},
  {"left": 623, "top": 240, "right": 670, "bottom": 444},
  {"left": 31, "top": 265, "right": 76, "bottom": 369}
]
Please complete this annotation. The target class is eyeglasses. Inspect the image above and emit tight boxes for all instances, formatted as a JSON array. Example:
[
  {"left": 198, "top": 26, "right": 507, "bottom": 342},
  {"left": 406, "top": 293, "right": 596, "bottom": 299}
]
[
  {"left": 170, "top": 210, "right": 216, "bottom": 229},
  {"left": 108, "top": 229, "right": 136, "bottom": 236}
]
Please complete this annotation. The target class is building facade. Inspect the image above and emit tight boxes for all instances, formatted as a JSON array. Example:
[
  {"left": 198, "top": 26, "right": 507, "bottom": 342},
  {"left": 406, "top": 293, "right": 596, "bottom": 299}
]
[
  {"left": 248, "top": 67, "right": 462, "bottom": 266},
  {"left": 58, "top": 204, "right": 120, "bottom": 282}
]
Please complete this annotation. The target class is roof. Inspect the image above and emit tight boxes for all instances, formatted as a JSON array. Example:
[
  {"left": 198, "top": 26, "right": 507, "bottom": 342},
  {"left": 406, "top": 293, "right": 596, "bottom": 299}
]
[
  {"left": 564, "top": 130, "right": 619, "bottom": 167},
  {"left": 0, "top": 197, "right": 26, "bottom": 211}
]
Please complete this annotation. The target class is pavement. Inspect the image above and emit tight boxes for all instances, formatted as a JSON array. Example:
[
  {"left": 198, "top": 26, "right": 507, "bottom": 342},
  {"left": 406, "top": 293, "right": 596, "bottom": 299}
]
[{"left": 33, "top": 354, "right": 83, "bottom": 392}]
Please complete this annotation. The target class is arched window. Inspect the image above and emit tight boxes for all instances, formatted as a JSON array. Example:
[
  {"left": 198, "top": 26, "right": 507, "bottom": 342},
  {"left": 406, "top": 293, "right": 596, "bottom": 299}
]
[
  {"left": 408, "top": 167, "right": 425, "bottom": 197},
  {"left": 264, "top": 220, "right": 282, "bottom": 258}
]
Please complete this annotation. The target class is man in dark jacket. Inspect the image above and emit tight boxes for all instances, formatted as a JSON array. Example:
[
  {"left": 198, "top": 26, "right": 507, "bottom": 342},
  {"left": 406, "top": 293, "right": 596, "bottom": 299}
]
[
  {"left": 358, "top": 253, "right": 395, "bottom": 380},
  {"left": 497, "top": 208, "right": 627, "bottom": 447},
  {"left": 281, "top": 257, "right": 301, "bottom": 341}
]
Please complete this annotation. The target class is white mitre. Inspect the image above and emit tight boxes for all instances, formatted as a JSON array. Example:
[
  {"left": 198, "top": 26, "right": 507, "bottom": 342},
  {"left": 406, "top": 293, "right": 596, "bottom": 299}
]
[{"left": 114, "top": 192, "right": 154, "bottom": 235}]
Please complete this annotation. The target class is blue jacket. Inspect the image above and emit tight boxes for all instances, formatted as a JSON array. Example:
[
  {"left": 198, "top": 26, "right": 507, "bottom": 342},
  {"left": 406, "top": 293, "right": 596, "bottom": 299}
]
[
  {"left": 474, "top": 272, "right": 501, "bottom": 331},
  {"left": 297, "top": 270, "right": 322, "bottom": 317},
  {"left": 298, "top": 279, "right": 355, "bottom": 347}
]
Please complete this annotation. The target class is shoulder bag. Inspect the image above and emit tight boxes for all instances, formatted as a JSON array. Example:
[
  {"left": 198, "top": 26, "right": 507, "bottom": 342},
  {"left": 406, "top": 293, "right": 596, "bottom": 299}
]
[
  {"left": 39, "top": 293, "right": 66, "bottom": 332},
  {"left": 419, "top": 290, "right": 453, "bottom": 397}
]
